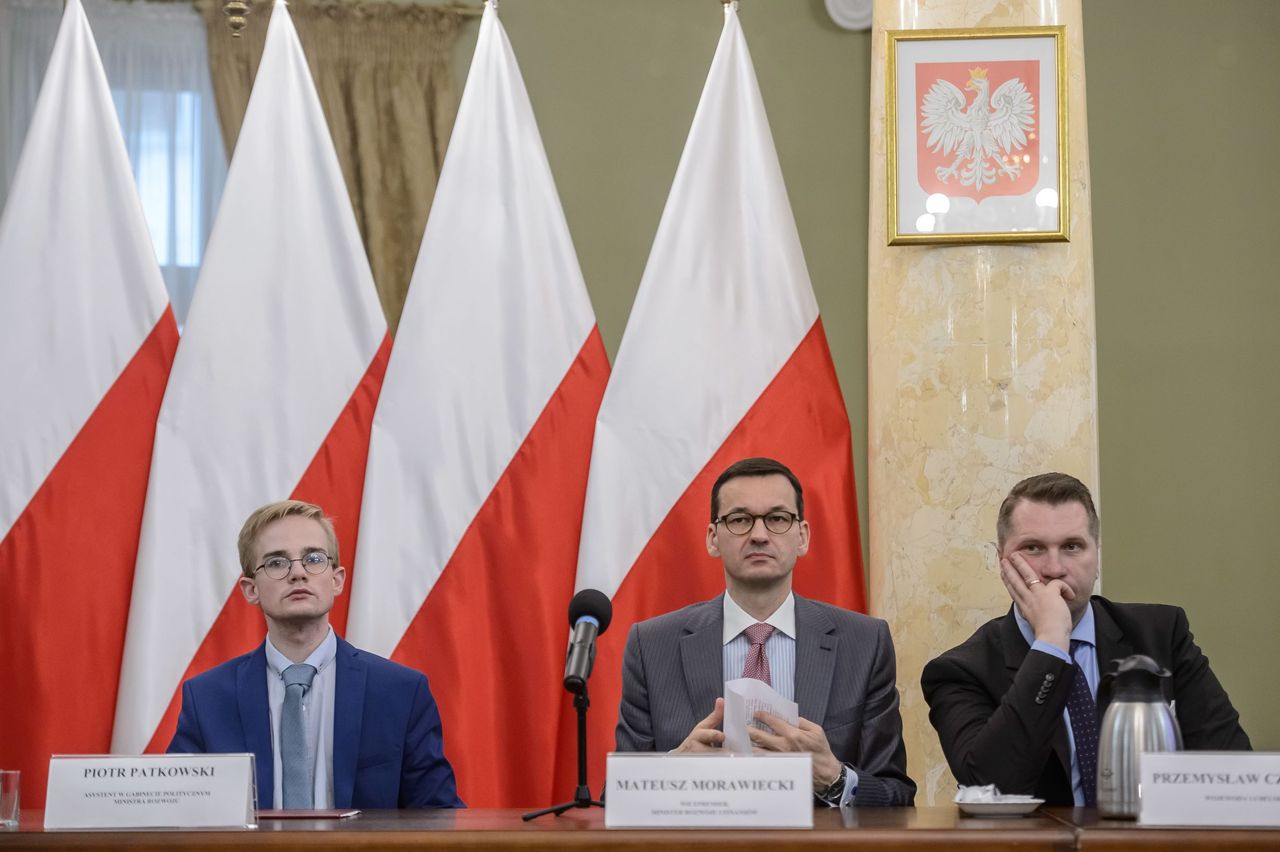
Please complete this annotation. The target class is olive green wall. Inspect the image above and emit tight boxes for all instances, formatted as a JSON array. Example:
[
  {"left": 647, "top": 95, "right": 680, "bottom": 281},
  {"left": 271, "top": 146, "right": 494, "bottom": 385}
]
[
  {"left": 449, "top": 1, "right": 1278, "bottom": 750},
  {"left": 1084, "top": 1, "right": 1279, "bottom": 751}
]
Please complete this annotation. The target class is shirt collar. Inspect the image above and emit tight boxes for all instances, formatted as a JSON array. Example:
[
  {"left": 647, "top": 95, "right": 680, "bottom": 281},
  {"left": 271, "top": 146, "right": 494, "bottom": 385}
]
[
  {"left": 265, "top": 626, "right": 337, "bottom": 677},
  {"left": 1013, "top": 599, "right": 1097, "bottom": 648},
  {"left": 723, "top": 591, "right": 795, "bottom": 645}
]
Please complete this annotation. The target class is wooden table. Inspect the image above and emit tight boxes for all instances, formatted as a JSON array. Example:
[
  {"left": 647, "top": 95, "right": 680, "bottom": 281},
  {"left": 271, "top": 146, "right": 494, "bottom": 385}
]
[
  {"left": 0, "top": 807, "right": 1074, "bottom": 850},
  {"left": 1052, "top": 806, "right": 1280, "bottom": 851},
  {"left": 2, "top": 806, "right": 1278, "bottom": 850}
]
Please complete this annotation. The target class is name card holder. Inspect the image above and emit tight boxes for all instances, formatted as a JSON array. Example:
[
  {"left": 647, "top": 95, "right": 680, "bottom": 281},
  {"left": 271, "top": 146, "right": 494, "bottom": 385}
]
[
  {"left": 45, "top": 754, "right": 257, "bottom": 830},
  {"left": 1140, "top": 751, "right": 1280, "bottom": 827},
  {"left": 605, "top": 752, "right": 812, "bottom": 828}
]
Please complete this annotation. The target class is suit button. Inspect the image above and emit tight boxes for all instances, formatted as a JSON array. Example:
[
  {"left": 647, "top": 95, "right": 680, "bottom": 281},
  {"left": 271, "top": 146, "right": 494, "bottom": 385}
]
[{"left": 1045, "top": 673, "right": 1056, "bottom": 681}]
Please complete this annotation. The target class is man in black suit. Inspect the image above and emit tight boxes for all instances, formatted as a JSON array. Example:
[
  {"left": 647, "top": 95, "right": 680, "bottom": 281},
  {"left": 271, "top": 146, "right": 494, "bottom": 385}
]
[
  {"left": 616, "top": 457, "right": 915, "bottom": 807},
  {"left": 922, "top": 472, "right": 1250, "bottom": 806}
]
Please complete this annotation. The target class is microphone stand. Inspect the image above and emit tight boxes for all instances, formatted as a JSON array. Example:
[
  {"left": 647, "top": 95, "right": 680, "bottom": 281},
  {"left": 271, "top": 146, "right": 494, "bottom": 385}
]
[{"left": 522, "top": 684, "right": 604, "bottom": 820}]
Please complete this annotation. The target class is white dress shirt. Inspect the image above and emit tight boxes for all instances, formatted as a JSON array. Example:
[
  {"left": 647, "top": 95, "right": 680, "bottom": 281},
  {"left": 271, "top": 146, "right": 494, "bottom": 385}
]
[
  {"left": 264, "top": 628, "right": 337, "bottom": 809},
  {"left": 722, "top": 591, "right": 797, "bottom": 700},
  {"left": 721, "top": 592, "right": 857, "bottom": 806}
]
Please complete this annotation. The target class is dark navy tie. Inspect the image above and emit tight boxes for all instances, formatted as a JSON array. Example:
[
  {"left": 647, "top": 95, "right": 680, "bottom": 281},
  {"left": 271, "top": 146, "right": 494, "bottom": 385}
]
[{"left": 1065, "top": 640, "right": 1099, "bottom": 806}]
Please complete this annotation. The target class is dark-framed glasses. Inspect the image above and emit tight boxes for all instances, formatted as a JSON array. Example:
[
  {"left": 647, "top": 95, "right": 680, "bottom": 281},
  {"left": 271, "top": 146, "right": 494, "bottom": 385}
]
[
  {"left": 714, "top": 511, "right": 800, "bottom": 536},
  {"left": 255, "top": 551, "right": 332, "bottom": 580}
]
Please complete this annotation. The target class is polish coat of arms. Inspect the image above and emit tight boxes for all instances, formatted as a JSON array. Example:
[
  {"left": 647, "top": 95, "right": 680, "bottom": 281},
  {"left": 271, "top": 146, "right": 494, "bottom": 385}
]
[{"left": 916, "top": 60, "right": 1040, "bottom": 200}]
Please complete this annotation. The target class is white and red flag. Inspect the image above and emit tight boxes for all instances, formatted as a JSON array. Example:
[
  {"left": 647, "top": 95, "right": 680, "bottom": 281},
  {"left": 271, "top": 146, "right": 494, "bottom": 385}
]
[
  {"left": 111, "top": 0, "right": 389, "bottom": 756},
  {"left": 345, "top": 0, "right": 608, "bottom": 807},
  {"left": 561, "top": 2, "right": 865, "bottom": 791},
  {"left": 0, "top": 0, "right": 177, "bottom": 806}
]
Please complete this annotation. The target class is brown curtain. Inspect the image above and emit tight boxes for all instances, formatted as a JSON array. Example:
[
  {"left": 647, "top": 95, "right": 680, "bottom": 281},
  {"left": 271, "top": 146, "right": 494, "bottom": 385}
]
[{"left": 197, "top": 0, "right": 472, "bottom": 332}]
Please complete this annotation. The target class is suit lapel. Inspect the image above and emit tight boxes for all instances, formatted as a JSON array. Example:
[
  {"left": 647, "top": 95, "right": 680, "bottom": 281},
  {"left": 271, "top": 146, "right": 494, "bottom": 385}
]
[
  {"left": 1092, "top": 599, "right": 1134, "bottom": 712},
  {"left": 1093, "top": 600, "right": 1133, "bottom": 676},
  {"left": 332, "top": 637, "right": 366, "bottom": 809},
  {"left": 999, "top": 609, "right": 1071, "bottom": 781},
  {"left": 680, "top": 596, "right": 724, "bottom": 718},
  {"left": 237, "top": 644, "right": 273, "bottom": 807},
  {"left": 794, "top": 596, "right": 836, "bottom": 723}
]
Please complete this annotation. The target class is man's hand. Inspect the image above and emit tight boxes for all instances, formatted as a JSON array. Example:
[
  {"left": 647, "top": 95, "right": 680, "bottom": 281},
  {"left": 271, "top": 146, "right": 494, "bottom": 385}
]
[
  {"left": 669, "top": 698, "right": 726, "bottom": 753},
  {"left": 748, "top": 711, "right": 842, "bottom": 791},
  {"left": 1000, "top": 552, "right": 1073, "bottom": 653}
]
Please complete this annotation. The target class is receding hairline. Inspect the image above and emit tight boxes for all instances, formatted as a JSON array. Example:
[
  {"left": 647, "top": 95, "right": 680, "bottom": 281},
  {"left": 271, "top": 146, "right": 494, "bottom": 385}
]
[{"left": 996, "top": 472, "right": 1100, "bottom": 549}]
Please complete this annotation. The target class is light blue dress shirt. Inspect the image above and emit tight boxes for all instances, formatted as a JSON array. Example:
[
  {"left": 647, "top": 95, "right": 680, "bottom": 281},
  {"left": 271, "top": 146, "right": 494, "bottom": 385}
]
[
  {"left": 264, "top": 628, "right": 338, "bottom": 809},
  {"left": 1014, "top": 603, "right": 1099, "bottom": 807}
]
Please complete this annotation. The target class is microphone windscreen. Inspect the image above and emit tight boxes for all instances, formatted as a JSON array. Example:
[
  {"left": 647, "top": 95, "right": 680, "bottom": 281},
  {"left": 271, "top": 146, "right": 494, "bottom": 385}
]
[{"left": 567, "top": 588, "right": 613, "bottom": 634}]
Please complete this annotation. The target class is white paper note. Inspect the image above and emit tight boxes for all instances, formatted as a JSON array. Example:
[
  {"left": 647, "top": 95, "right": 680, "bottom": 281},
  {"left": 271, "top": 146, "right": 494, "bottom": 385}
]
[{"left": 722, "top": 677, "right": 800, "bottom": 755}]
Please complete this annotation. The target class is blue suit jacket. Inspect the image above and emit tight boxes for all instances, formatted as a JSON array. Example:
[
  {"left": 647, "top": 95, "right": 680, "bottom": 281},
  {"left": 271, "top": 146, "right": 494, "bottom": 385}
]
[{"left": 167, "top": 636, "right": 462, "bottom": 809}]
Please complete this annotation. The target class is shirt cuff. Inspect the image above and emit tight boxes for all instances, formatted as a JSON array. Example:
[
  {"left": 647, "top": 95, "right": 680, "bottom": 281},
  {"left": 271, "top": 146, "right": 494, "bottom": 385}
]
[
  {"left": 819, "top": 765, "right": 859, "bottom": 808},
  {"left": 1030, "top": 640, "right": 1071, "bottom": 663},
  {"left": 839, "top": 767, "right": 858, "bottom": 807}
]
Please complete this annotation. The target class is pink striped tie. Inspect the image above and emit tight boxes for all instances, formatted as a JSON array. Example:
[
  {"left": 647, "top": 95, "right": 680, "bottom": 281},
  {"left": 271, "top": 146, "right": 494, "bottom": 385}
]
[{"left": 741, "top": 623, "right": 775, "bottom": 686}]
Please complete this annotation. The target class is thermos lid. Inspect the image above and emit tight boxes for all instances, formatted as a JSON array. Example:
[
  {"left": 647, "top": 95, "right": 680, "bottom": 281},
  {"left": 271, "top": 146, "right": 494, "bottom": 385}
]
[{"left": 1107, "top": 654, "right": 1172, "bottom": 701}]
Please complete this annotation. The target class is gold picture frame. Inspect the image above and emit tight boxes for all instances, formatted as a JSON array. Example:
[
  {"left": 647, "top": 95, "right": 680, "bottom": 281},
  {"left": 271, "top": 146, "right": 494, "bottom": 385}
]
[{"left": 887, "top": 26, "right": 1068, "bottom": 245}]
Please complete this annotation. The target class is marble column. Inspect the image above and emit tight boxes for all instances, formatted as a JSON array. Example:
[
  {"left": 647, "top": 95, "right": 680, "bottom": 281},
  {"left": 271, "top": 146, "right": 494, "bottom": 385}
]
[{"left": 867, "top": 0, "right": 1099, "bottom": 804}]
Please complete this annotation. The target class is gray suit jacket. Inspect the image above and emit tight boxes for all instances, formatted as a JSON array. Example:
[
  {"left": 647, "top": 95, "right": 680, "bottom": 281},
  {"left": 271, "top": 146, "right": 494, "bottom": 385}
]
[{"left": 615, "top": 593, "right": 915, "bottom": 806}]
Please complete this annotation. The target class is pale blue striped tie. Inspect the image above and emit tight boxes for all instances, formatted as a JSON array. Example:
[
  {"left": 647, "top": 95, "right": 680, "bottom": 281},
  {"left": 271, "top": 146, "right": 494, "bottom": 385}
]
[{"left": 281, "top": 664, "right": 317, "bottom": 809}]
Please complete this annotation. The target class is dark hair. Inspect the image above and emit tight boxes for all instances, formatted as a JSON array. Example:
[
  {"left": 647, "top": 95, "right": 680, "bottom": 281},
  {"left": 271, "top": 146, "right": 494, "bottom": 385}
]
[
  {"left": 710, "top": 457, "right": 804, "bottom": 521},
  {"left": 996, "top": 472, "right": 1099, "bottom": 548}
]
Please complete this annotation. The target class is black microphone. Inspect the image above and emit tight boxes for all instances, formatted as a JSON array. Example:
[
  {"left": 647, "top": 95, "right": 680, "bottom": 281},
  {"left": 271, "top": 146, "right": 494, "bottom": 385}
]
[{"left": 563, "top": 589, "right": 612, "bottom": 694}]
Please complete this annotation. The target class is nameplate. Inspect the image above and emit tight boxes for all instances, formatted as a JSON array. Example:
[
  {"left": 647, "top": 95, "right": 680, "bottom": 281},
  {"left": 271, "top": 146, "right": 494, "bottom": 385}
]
[
  {"left": 605, "top": 752, "right": 813, "bottom": 828},
  {"left": 1140, "top": 751, "right": 1280, "bottom": 827},
  {"left": 45, "top": 754, "right": 257, "bottom": 830}
]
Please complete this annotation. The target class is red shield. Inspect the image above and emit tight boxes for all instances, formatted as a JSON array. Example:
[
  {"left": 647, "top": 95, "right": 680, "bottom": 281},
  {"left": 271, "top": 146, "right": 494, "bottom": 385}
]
[{"left": 915, "top": 59, "right": 1041, "bottom": 201}]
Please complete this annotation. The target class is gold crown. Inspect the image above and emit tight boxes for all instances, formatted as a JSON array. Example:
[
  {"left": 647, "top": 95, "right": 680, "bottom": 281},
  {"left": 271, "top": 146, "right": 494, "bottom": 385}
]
[{"left": 969, "top": 66, "right": 988, "bottom": 80}]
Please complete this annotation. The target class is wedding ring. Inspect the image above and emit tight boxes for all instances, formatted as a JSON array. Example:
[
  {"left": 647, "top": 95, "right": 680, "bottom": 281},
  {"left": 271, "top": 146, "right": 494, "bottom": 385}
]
[{"left": 1027, "top": 578, "right": 1042, "bottom": 586}]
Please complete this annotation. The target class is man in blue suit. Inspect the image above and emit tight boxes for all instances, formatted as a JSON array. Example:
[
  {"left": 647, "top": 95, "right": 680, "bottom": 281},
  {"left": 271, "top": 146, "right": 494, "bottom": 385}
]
[{"left": 168, "top": 500, "right": 462, "bottom": 810}]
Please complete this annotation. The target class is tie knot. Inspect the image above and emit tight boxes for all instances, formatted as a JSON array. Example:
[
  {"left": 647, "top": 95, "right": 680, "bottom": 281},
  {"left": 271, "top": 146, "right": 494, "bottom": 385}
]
[
  {"left": 743, "top": 623, "right": 774, "bottom": 646},
  {"left": 1070, "top": 638, "right": 1092, "bottom": 656},
  {"left": 283, "top": 663, "right": 317, "bottom": 689}
]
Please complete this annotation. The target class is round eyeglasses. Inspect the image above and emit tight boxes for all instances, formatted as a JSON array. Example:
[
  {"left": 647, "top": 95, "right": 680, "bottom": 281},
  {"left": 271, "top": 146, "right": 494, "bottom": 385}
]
[
  {"left": 254, "top": 551, "right": 332, "bottom": 580},
  {"left": 713, "top": 511, "right": 800, "bottom": 536}
]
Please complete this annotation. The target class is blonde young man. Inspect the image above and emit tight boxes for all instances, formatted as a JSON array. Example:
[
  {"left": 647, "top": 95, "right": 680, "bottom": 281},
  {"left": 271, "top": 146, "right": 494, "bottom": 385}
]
[
  {"left": 615, "top": 457, "right": 915, "bottom": 807},
  {"left": 168, "top": 500, "right": 461, "bottom": 809},
  {"left": 922, "top": 472, "right": 1249, "bottom": 806}
]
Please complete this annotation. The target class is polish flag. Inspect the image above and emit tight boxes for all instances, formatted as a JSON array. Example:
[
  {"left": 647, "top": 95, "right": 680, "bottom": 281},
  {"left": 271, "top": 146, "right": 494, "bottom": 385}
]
[
  {"left": 111, "top": 0, "right": 389, "bottom": 756},
  {"left": 0, "top": 0, "right": 177, "bottom": 806},
  {"left": 346, "top": 0, "right": 608, "bottom": 808},
  {"left": 562, "top": 2, "right": 864, "bottom": 790}
]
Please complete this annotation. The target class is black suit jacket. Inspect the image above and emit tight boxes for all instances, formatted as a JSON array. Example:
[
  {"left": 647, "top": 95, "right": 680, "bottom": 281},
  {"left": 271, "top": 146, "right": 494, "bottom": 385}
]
[
  {"left": 616, "top": 593, "right": 915, "bottom": 806},
  {"left": 921, "top": 596, "right": 1250, "bottom": 804}
]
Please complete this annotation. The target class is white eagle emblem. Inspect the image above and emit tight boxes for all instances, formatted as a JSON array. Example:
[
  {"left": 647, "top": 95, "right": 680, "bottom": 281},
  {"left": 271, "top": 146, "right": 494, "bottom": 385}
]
[{"left": 920, "top": 66, "right": 1035, "bottom": 192}]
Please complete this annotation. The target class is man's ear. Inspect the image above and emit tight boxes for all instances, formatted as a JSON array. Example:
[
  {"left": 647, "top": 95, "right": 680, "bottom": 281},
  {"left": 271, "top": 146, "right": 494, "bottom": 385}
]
[
  {"left": 332, "top": 565, "right": 347, "bottom": 597},
  {"left": 238, "top": 574, "right": 261, "bottom": 607},
  {"left": 706, "top": 523, "right": 721, "bottom": 558}
]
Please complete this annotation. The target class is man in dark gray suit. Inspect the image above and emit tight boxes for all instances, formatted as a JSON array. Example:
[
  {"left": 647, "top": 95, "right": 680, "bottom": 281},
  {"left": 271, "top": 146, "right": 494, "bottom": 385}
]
[{"left": 615, "top": 457, "right": 915, "bottom": 807}]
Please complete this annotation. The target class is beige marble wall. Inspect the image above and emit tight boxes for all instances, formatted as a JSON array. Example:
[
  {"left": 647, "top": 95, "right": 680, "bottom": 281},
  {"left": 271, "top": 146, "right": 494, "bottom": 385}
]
[{"left": 868, "top": 0, "right": 1099, "bottom": 804}]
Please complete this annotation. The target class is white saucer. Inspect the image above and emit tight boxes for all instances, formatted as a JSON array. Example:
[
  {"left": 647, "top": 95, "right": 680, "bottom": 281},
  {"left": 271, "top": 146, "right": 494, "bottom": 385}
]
[{"left": 955, "top": 797, "right": 1045, "bottom": 817}]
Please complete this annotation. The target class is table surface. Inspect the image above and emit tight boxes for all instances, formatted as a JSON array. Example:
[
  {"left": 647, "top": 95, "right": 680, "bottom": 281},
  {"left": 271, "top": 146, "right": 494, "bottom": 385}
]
[{"left": 2, "top": 806, "right": 1278, "bottom": 851}]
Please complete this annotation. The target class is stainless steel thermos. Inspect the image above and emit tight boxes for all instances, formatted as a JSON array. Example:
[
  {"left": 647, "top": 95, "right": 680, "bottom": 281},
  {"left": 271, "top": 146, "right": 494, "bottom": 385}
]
[{"left": 1096, "top": 654, "right": 1182, "bottom": 818}]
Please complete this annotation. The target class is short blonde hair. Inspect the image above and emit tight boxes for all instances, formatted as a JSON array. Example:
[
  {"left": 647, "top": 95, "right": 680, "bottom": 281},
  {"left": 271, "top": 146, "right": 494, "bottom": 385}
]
[{"left": 238, "top": 500, "right": 340, "bottom": 577}]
